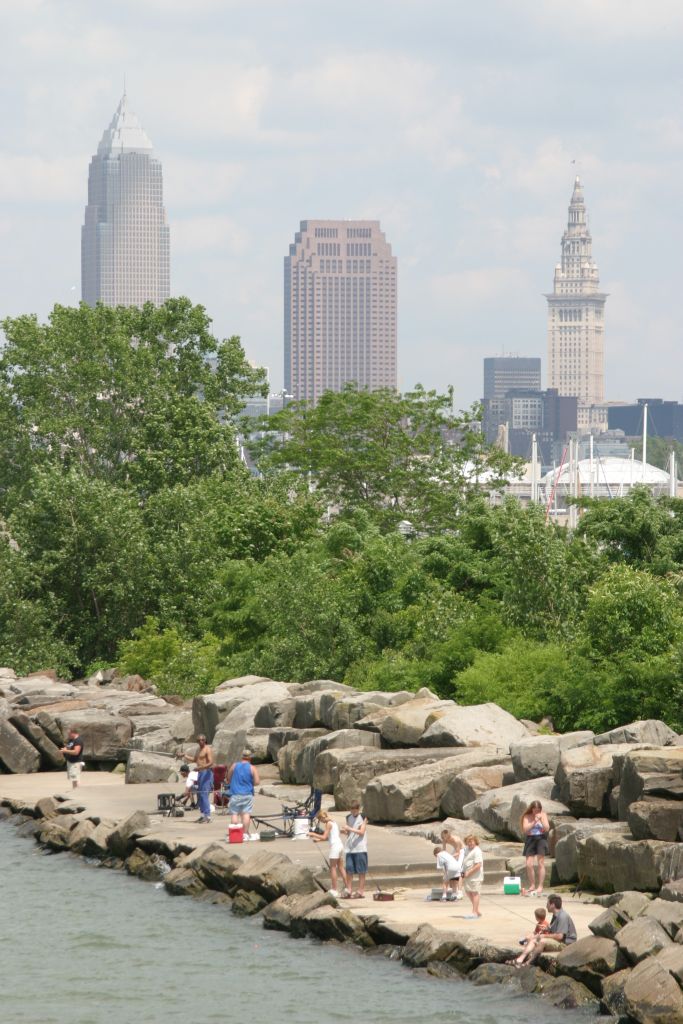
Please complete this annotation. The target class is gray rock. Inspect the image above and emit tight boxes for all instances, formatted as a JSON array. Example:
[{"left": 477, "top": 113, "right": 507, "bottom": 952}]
[
  {"left": 32, "top": 710, "right": 64, "bottom": 747},
  {"left": 554, "top": 820, "right": 631, "bottom": 883},
  {"left": 253, "top": 699, "right": 297, "bottom": 729},
  {"left": 107, "top": 810, "right": 151, "bottom": 858},
  {"left": 124, "top": 848, "right": 169, "bottom": 882},
  {"left": 193, "top": 843, "right": 244, "bottom": 893},
  {"left": 267, "top": 727, "right": 326, "bottom": 763},
  {"left": 655, "top": 945, "right": 683, "bottom": 987},
  {"left": 77, "top": 821, "right": 116, "bottom": 858},
  {"left": 365, "top": 748, "right": 506, "bottom": 824},
  {"left": 623, "top": 957, "right": 683, "bottom": 1023},
  {"left": 600, "top": 969, "right": 632, "bottom": 1018},
  {"left": 402, "top": 922, "right": 517, "bottom": 971},
  {"left": 617, "top": 748, "right": 683, "bottom": 820},
  {"left": 312, "top": 747, "right": 460, "bottom": 808},
  {"left": 293, "top": 691, "right": 346, "bottom": 729},
  {"left": 589, "top": 891, "right": 652, "bottom": 939},
  {"left": 595, "top": 720, "right": 678, "bottom": 747},
  {"left": 643, "top": 898, "right": 683, "bottom": 940},
  {"left": 277, "top": 730, "right": 329, "bottom": 784},
  {"left": 302, "top": 904, "right": 373, "bottom": 947},
  {"left": 463, "top": 776, "right": 560, "bottom": 838},
  {"left": 510, "top": 732, "right": 594, "bottom": 782},
  {"left": 281, "top": 729, "right": 381, "bottom": 788},
  {"left": 192, "top": 680, "right": 291, "bottom": 740},
  {"left": 576, "top": 832, "right": 683, "bottom": 893},
  {"left": 660, "top": 880, "right": 683, "bottom": 904},
  {"left": 555, "top": 742, "right": 642, "bottom": 817},
  {"left": 232, "top": 849, "right": 320, "bottom": 900},
  {"left": 419, "top": 702, "right": 529, "bottom": 751},
  {"left": 164, "top": 866, "right": 206, "bottom": 897},
  {"left": 0, "top": 717, "right": 41, "bottom": 773},
  {"left": 616, "top": 916, "right": 672, "bottom": 964},
  {"left": 555, "top": 935, "right": 625, "bottom": 995},
  {"left": 213, "top": 726, "right": 273, "bottom": 766},
  {"left": 538, "top": 975, "right": 600, "bottom": 1011},
  {"left": 441, "top": 763, "right": 514, "bottom": 819},
  {"left": 378, "top": 696, "right": 455, "bottom": 748},
  {"left": 55, "top": 708, "right": 133, "bottom": 762},
  {"left": 262, "top": 890, "right": 335, "bottom": 932},
  {"left": 326, "top": 691, "right": 413, "bottom": 732},
  {"left": 125, "top": 750, "right": 179, "bottom": 784},
  {"left": 629, "top": 800, "right": 683, "bottom": 842},
  {"left": 215, "top": 675, "right": 272, "bottom": 690}
]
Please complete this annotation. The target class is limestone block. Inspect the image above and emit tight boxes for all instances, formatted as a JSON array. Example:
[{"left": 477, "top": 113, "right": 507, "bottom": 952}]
[
  {"left": 623, "top": 958, "right": 683, "bottom": 1024},
  {"left": 314, "top": 747, "right": 460, "bottom": 809},
  {"left": 277, "top": 730, "right": 329, "bottom": 784},
  {"left": 616, "top": 916, "right": 672, "bottom": 964},
  {"left": 302, "top": 905, "right": 373, "bottom": 947},
  {"left": 378, "top": 697, "right": 455, "bottom": 748},
  {"left": 576, "top": 833, "right": 683, "bottom": 893},
  {"left": 440, "top": 763, "right": 514, "bottom": 819},
  {"left": 365, "top": 748, "right": 505, "bottom": 824},
  {"left": 54, "top": 708, "right": 133, "bottom": 761},
  {"left": 281, "top": 728, "right": 380, "bottom": 787},
  {"left": 0, "top": 717, "right": 41, "bottom": 773},
  {"left": 419, "top": 702, "right": 530, "bottom": 751},
  {"left": 231, "top": 849, "right": 319, "bottom": 900},
  {"left": 511, "top": 732, "right": 593, "bottom": 782},
  {"left": 555, "top": 742, "right": 642, "bottom": 817},
  {"left": 617, "top": 748, "right": 683, "bottom": 820},
  {"left": 192, "top": 680, "right": 291, "bottom": 740},
  {"left": 643, "top": 898, "right": 683, "bottom": 940},
  {"left": 655, "top": 945, "right": 683, "bottom": 987},
  {"left": 589, "top": 891, "right": 651, "bottom": 939},
  {"left": 595, "top": 720, "right": 678, "bottom": 747},
  {"left": 463, "top": 775, "right": 559, "bottom": 838},
  {"left": 107, "top": 810, "right": 151, "bottom": 859},
  {"left": 553, "top": 820, "right": 630, "bottom": 883},
  {"left": 555, "top": 936, "right": 625, "bottom": 995},
  {"left": 125, "top": 750, "right": 179, "bottom": 784},
  {"left": 629, "top": 800, "right": 683, "bottom": 842},
  {"left": 326, "top": 691, "right": 412, "bottom": 732}
]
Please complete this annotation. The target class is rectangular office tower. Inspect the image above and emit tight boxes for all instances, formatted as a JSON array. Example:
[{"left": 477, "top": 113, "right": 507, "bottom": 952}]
[
  {"left": 284, "top": 220, "right": 397, "bottom": 403},
  {"left": 82, "top": 94, "right": 170, "bottom": 307},
  {"left": 483, "top": 357, "right": 541, "bottom": 400}
]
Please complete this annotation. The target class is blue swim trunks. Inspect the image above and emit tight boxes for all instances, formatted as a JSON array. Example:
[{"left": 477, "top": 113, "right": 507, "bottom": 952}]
[{"left": 345, "top": 852, "right": 368, "bottom": 874}]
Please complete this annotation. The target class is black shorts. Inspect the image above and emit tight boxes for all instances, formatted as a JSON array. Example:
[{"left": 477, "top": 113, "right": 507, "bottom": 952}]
[{"left": 523, "top": 834, "right": 549, "bottom": 857}]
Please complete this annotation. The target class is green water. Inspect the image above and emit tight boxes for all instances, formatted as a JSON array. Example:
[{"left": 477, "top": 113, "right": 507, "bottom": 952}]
[{"left": 0, "top": 826, "right": 589, "bottom": 1024}]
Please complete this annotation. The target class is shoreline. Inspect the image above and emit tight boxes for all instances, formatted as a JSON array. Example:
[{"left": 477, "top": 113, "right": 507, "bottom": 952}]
[{"left": 0, "top": 772, "right": 606, "bottom": 1016}]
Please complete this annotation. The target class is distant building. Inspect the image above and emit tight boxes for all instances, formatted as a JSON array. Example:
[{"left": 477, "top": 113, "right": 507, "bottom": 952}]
[
  {"left": 546, "top": 178, "right": 607, "bottom": 432},
  {"left": 284, "top": 220, "right": 397, "bottom": 403},
  {"left": 240, "top": 392, "right": 292, "bottom": 418},
  {"left": 483, "top": 356, "right": 541, "bottom": 400},
  {"left": 82, "top": 93, "right": 170, "bottom": 307},
  {"left": 483, "top": 387, "right": 577, "bottom": 462},
  {"left": 608, "top": 399, "right": 683, "bottom": 443}
]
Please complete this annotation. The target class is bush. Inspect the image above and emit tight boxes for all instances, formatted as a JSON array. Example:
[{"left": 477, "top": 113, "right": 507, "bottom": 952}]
[{"left": 117, "top": 618, "right": 226, "bottom": 699}]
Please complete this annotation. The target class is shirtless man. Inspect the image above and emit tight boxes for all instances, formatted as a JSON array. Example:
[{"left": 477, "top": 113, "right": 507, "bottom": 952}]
[{"left": 180, "top": 735, "right": 215, "bottom": 823}]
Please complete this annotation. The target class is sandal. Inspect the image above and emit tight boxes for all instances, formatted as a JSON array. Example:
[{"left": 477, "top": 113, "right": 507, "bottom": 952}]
[{"left": 352, "top": 892, "right": 365, "bottom": 899}]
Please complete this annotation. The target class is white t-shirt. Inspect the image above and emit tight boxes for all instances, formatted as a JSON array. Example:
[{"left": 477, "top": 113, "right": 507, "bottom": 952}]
[
  {"left": 462, "top": 845, "right": 484, "bottom": 881},
  {"left": 328, "top": 820, "right": 343, "bottom": 857},
  {"left": 345, "top": 813, "right": 368, "bottom": 853},
  {"left": 436, "top": 850, "right": 463, "bottom": 875},
  {"left": 184, "top": 770, "right": 199, "bottom": 791}
]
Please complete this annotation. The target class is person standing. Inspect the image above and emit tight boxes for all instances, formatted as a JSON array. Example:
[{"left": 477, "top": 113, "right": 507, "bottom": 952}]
[
  {"left": 341, "top": 801, "right": 368, "bottom": 899},
  {"left": 520, "top": 800, "right": 550, "bottom": 897},
  {"left": 227, "top": 749, "right": 260, "bottom": 837},
  {"left": 60, "top": 728, "right": 84, "bottom": 789},
  {"left": 180, "top": 735, "right": 214, "bottom": 824},
  {"left": 309, "top": 810, "right": 349, "bottom": 897},
  {"left": 461, "top": 834, "right": 484, "bottom": 919}
]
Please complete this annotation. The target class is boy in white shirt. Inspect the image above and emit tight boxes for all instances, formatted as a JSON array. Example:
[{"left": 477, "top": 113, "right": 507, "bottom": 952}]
[{"left": 433, "top": 845, "right": 464, "bottom": 901}]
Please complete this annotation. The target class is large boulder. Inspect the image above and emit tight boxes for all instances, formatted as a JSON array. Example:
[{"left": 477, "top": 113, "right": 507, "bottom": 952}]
[
  {"left": 280, "top": 729, "right": 380, "bottom": 788},
  {"left": 576, "top": 832, "right": 683, "bottom": 893},
  {"left": 643, "top": 898, "right": 683, "bottom": 940},
  {"left": 617, "top": 748, "right": 683, "bottom": 821},
  {"left": 253, "top": 699, "right": 297, "bottom": 729},
  {"left": 326, "top": 691, "right": 414, "bottom": 732},
  {"left": 125, "top": 750, "right": 179, "bottom": 784},
  {"left": 293, "top": 690, "right": 348, "bottom": 729},
  {"left": 277, "top": 730, "right": 329, "bottom": 784},
  {"left": 8, "top": 712, "right": 64, "bottom": 767},
  {"left": 553, "top": 820, "right": 630, "bottom": 883},
  {"left": 589, "top": 891, "right": 652, "bottom": 939},
  {"left": 655, "top": 945, "right": 683, "bottom": 987},
  {"left": 301, "top": 904, "right": 373, "bottom": 947},
  {"left": 616, "top": 916, "right": 672, "bottom": 964},
  {"left": 441, "top": 763, "right": 514, "bottom": 819},
  {"left": 107, "top": 810, "right": 151, "bottom": 859},
  {"left": 365, "top": 748, "right": 505, "bottom": 824},
  {"left": 402, "top": 923, "right": 517, "bottom": 972},
  {"left": 262, "top": 890, "right": 335, "bottom": 932},
  {"left": 510, "top": 732, "right": 594, "bottom": 782},
  {"left": 555, "top": 742, "right": 643, "bottom": 817},
  {"left": 267, "top": 727, "right": 326, "bottom": 764},
  {"left": 595, "top": 720, "right": 678, "bottom": 747},
  {"left": 192, "top": 680, "right": 292, "bottom": 741},
  {"left": 623, "top": 957, "right": 683, "bottom": 1024},
  {"left": 313, "top": 747, "right": 460, "bottom": 808},
  {"left": 378, "top": 695, "right": 455, "bottom": 748},
  {"left": 419, "top": 703, "right": 529, "bottom": 751},
  {"left": 231, "top": 849, "right": 319, "bottom": 900},
  {"left": 0, "top": 718, "right": 41, "bottom": 773},
  {"left": 54, "top": 708, "right": 133, "bottom": 761},
  {"left": 555, "top": 936, "right": 625, "bottom": 995},
  {"left": 463, "top": 776, "right": 565, "bottom": 838},
  {"left": 629, "top": 800, "right": 683, "bottom": 842}
]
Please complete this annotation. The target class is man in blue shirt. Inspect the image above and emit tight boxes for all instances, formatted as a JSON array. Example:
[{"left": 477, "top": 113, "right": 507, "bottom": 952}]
[{"left": 227, "top": 749, "right": 260, "bottom": 837}]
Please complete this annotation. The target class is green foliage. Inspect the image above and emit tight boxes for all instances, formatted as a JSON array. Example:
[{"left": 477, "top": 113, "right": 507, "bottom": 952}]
[
  {"left": 0, "top": 299, "right": 266, "bottom": 497},
  {"left": 253, "top": 384, "right": 520, "bottom": 533},
  {"left": 577, "top": 488, "right": 683, "bottom": 573},
  {"left": 118, "top": 619, "right": 225, "bottom": 699}
]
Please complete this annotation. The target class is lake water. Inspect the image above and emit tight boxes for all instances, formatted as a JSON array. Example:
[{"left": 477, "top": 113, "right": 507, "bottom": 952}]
[{"left": 1, "top": 825, "right": 583, "bottom": 1024}]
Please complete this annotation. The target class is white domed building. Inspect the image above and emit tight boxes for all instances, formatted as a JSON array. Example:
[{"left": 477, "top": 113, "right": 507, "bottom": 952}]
[{"left": 542, "top": 456, "right": 673, "bottom": 504}]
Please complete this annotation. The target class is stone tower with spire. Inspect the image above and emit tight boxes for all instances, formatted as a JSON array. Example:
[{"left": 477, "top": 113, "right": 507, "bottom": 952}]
[
  {"left": 82, "top": 94, "right": 170, "bottom": 307},
  {"left": 546, "top": 177, "right": 607, "bottom": 432}
]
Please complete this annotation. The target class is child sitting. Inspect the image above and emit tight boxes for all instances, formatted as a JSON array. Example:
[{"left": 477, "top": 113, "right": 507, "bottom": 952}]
[
  {"left": 433, "top": 845, "right": 464, "bottom": 902},
  {"left": 512, "top": 907, "right": 550, "bottom": 966}
]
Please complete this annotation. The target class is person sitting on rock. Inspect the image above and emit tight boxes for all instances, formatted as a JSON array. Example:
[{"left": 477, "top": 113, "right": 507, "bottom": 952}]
[
  {"left": 520, "top": 800, "right": 550, "bottom": 897},
  {"left": 433, "top": 845, "right": 464, "bottom": 901},
  {"left": 510, "top": 907, "right": 550, "bottom": 966},
  {"left": 309, "top": 810, "right": 349, "bottom": 898},
  {"left": 461, "top": 834, "right": 484, "bottom": 918},
  {"left": 525, "top": 894, "right": 577, "bottom": 962}
]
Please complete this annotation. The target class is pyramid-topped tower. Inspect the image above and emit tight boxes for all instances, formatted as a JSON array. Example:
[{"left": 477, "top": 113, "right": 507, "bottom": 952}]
[
  {"left": 546, "top": 178, "right": 607, "bottom": 431},
  {"left": 82, "top": 93, "right": 170, "bottom": 307}
]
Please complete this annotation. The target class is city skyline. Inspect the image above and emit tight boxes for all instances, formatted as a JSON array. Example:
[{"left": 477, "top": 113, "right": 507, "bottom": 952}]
[
  {"left": 82, "top": 93, "right": 170, "bottom": 307},
  {"left": 1, "top": 2, "right": 683, "bottom": 408}
]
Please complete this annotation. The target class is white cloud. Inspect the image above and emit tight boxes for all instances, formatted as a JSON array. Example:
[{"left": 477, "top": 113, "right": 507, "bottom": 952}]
[{"left": 0, "top": 154, "right": 85, "bottom": 201}]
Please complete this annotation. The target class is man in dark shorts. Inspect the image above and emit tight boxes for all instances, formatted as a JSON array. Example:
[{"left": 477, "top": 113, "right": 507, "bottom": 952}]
[
  {"left": 341, "top": 801, "right": 368, "bottom": 899},
  {"left": 60, "top": 728, "right": 84, "bottom": 789},
  {"left": 527, "top": 894, "right": 577, "bottom": 961}
]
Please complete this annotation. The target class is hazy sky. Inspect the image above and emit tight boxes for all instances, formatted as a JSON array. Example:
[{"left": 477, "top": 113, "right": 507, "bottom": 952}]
[{"left": 1, "top": 1, "right": 682, "bottom": 407}]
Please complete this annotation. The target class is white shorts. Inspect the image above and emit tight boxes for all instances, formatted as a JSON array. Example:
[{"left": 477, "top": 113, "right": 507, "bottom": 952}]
[
  {"left": 66, "top": 762, "right": 83, "bottom": 782},
  {"left": 329, "top": 843, "right": 344, "bottom": 861}
]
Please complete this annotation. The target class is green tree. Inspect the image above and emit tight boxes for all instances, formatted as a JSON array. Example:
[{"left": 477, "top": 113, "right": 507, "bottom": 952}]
[
  {"left": 253, "top": 384, "right": 519, "bottom": 533},
  {"left": 577, "top": 488, "right": 683, "bottom": 574},
  {"left": 0, "top": 298, "right": 267, "bottom": 497}
]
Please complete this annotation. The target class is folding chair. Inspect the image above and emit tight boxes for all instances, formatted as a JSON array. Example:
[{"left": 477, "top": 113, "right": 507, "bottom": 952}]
[{"left": 212, "top": 764, "right": 228, "bottom": 813}]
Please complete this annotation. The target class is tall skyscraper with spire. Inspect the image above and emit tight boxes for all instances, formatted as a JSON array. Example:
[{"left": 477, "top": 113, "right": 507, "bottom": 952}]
[
  {"left": 546, "top": 178, "right": 607, "bottom": 431},
  {"left": 82, "top": 94, "right": 170, "bottom": 307}
]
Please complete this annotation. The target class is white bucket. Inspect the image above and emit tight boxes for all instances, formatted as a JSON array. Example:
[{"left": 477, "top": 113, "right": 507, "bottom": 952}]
[{"left": 292, "top": 815, "right": 309, "bottom": 839}]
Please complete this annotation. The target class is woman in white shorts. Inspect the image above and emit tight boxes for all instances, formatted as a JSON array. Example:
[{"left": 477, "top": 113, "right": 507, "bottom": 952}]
[{"left": 309, "top": 810, "right": 349, "bottom": 897}]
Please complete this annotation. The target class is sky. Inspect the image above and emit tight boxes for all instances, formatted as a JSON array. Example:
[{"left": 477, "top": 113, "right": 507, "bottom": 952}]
[{"left": 1, "top": 0, "right": 682, "bottom": 408}]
